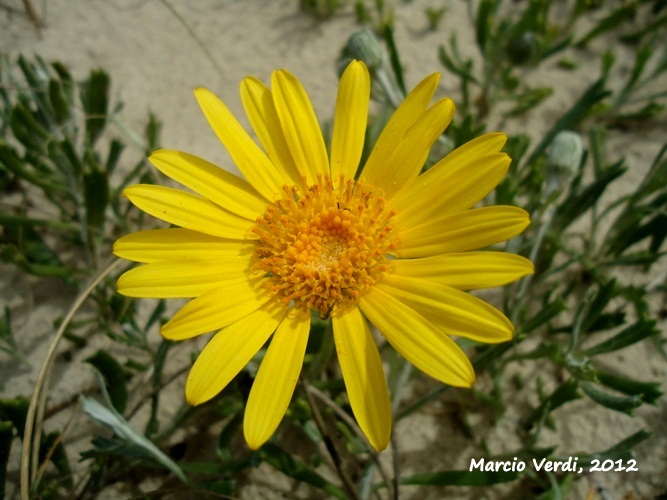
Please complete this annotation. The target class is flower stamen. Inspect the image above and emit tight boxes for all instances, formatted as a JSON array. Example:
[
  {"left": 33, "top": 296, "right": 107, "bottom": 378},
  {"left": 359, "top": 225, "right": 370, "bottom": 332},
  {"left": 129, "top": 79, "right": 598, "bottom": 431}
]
[{"left": 253, "top": 175, "right": 399, "bottom": 317}]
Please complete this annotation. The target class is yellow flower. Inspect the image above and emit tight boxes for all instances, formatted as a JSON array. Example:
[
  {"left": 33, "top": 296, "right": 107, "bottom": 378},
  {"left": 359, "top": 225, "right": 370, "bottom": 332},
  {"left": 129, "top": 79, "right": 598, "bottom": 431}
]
[{"left": 114, "top": 61, "right": 532, "bottom": 452}]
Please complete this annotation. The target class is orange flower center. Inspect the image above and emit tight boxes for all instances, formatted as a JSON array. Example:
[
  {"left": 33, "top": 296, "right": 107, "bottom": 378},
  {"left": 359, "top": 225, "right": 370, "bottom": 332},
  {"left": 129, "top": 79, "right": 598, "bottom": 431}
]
[{"left": 252, "top": 175, "right": 399, "bottom": 317}]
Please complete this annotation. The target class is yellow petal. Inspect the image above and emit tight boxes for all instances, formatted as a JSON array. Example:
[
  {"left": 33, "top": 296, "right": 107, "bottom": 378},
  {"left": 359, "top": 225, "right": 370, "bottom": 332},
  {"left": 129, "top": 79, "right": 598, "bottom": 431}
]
[
  {"left": 272, "top": 69, "right": 329, "bottom": 183},
  {"left": 117, "top": 257, "right": 255, "bottom": 298},
  {"left": 360, "top": 73, "right": 440, "bottom": 186},
  {"left": 330, "top": 61, "right": 370, "bottom": 181},
  {"left": 186, "top": 301, "right": 288, "bottom": 405},
  {"left": 397, "top": 206, "right": 530, "bottom": 258},
  {"left": 439, "top": 132, "right": 507, "bottom": 166},
  {"left": 376, "top": 98, "right": 456, "bottom": 197},
  {"left": 123, "top": 184, "right": 256, "bottom": 240},
  {"left": 149, "top": 149, "right": 267, "bottom": 220},
  {"left": 332, "top": 306, "right": 391, "bottom": 451},
  {"left": 244, "top": 307, "right": 311, "bottom": 449},
  {"left": 380, "top": 274, "right": 513, "bottom": 343},
  {"left": 113, "top": 228, "right": 253, "bottom": 263},
  {"left": 194, "top": 87, "right": 285, "bottom": 201},
  {"left": 160, "top": 279, "right": 271, "bottom": 340},
  {"left": 359, "top": 287, "right": 475, "bottom": 387},
  {"left": 391, "top": 252, "right": 534, "bottom": 290},
  {"left": 240, "top": 77, "right": 303, "bottom": 188},
  {"left": 392, "top": 153, "right": 511, "bottom": 227}
]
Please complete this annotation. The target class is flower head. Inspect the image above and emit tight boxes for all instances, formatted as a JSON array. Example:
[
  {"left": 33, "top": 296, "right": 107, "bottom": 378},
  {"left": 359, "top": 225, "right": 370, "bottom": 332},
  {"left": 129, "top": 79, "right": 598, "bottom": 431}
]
[{"left": 114, "top": 61, "right": 532, "bottom": 451}]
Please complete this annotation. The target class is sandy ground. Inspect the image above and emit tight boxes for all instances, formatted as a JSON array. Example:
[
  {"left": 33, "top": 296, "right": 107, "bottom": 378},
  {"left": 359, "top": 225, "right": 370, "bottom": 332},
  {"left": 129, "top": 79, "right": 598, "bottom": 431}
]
[{"left": 2, "top": 0, "right": 666, "bottom": 499}]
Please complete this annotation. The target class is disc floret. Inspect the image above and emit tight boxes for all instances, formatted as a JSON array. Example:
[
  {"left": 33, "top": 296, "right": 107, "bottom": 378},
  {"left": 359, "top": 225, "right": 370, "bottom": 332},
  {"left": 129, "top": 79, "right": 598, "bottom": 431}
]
[{"left": 253, "top": 175, "right": 399, "bottom": 316}]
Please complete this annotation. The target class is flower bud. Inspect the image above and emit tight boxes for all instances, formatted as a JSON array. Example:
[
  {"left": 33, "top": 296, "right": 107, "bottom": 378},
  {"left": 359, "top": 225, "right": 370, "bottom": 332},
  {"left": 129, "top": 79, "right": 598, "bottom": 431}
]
[
  {"left": 546, "top": 131, "right": 583, "bottom": 195},
  {"left": 338, "top": 29, "right": 385, "bottom": 77}
]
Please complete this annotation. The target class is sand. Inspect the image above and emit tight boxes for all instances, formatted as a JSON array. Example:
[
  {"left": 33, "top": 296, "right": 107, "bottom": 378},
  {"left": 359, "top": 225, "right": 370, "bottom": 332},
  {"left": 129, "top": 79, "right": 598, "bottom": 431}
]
[{"left": 1, "top": 0, "right": 666, "bottom": 498}]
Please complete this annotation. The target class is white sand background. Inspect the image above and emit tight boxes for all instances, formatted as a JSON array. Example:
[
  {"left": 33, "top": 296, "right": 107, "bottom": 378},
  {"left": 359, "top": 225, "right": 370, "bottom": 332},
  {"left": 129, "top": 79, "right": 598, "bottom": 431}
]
[{"left": 1, "top": 0, "right": 666, "bottom": 498}]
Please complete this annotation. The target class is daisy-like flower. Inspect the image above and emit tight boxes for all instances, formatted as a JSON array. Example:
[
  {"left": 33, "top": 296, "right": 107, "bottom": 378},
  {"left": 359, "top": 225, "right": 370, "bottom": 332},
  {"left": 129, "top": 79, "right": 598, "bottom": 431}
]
[{"left": 114, "top": 60, "right": 532, "bottom": 452}]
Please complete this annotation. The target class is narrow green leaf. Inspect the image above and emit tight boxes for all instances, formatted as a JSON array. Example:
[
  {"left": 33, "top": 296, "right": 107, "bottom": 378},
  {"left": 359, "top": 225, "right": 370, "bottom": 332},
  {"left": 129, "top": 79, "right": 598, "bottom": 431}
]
[
  {"left": 0, "top": 144, "right": 70, "bottom": 197},
  {"left": 383, "top": 23, "right": 406, "bottom": 95},
  {"left": 475, "top": 0, "right": 496, "bottom": 53},
  {"left": 0, "top": 421, "right": 12, "bottom": 497},
  {"left": 596, "top": 371, "right": 662, "bottom": 405},
  {"left": 51, "top": 62, "right": 75, "bottom": 105},
  {"left": 583, "top": 320, "right": 658, "bottom": 356},
  {"left": 145, "top": 112, "right": 162, "bottom": 153},
  {"left": 106, "top": 139, "right": 125, "bottom": 174},
  {"left": 522, "top": 378, "right": 582, "bottom": 430},
  {"left": 17, "top": 55, "right": 54, "bottom": 126},
  {"left": 580, "top": 382, "right": 642, "bottom": 415},
  {"left": 10, "top": 103, "right": 51, "bottom": 152},
  {"left": 85, "top": 350, "right": 128, "bottom": 413},
  {"left": 620, "top": 13, "right": 667, "bottom": 43},
  {"left": 48, "top": 78, "right": 72, "bottom": 126},
  {"left": 80, "top": 394, "right": 188, "bottom": 483},
  {"left": 578, "top": 280, "right": 616, "bottom": 335},
  {"left": 83, "top": 165, "right": 109, "bottom": 229},
  {"left": 505, "top": 87, "right": 553, "bottom": 117},
  {"left": 40, "top": 431, "right": 73, "bottom": 488},
  {"left": 80, "top": 69, "right": 110, "bottom": 146},
  {"left": 217, "top": 411, "right": 242, "bottom": 462},
  {"left": 553, "top": 161, "right": 625, "bottom": 231},
  {"left": 260, "top": 443, "right": 347, "bottom": 499},
  {"left": 577, "top": 430, "right": 651, "bottom": 467},
  {"left": 576, "top": 4, "right": 637, "bottom": 47},
  {"left": 438, "top": 45, "right": 477, "bottom": 82},
  {"left": 521, "top": 296, "right": 567, "bottom": 333},
  {"left": 524, "top": 79, "right": 610, "bottom": 169}
]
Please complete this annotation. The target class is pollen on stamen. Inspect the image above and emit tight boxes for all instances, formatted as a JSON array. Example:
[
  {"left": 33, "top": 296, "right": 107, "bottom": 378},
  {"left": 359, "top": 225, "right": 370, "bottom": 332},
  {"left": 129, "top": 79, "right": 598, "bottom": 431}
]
[{"left": 252, "top": 175, "right": 399, "bottom": 317}]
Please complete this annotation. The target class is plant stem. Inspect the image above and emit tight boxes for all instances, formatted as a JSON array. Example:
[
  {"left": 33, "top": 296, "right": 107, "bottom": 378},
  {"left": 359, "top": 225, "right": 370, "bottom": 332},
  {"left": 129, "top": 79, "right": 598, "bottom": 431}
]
[
  {"left": 301, "top": 377, "right": 361, "bottom": 500},
  {"left": 21, "top": 258, "right": 123, "bottom": 500}
]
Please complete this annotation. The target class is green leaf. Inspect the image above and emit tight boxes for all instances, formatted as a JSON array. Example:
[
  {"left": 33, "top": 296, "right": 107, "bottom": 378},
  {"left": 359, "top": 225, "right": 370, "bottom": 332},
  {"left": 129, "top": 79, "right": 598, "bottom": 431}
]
[
  {"left": 580, "top": 382, "right": 642, "bottom": 415},
  {"left": 438, "top": 44, "right": 477, "bottom": 83},
  {"left": 259, "top": 443, "right": 347, "bottom": 499},
  {"left": 0, "top": 397, "right": 30, "bottom": 437},
  {"left": 552, "top": 161, "right": 625, "bottom": 231},
  {"left": 403, "top": 469, "right": 519, "bottom": 486},
  {"left": 80, "top": 69, "right": 110, "bottom": 146},
  {"left": 80, "top": 393, "right": 187, "bottom": 483},
  {"left": 10, "top": 103, "right": 51, "bottom": 153},
  {"left": 83, "top": 164, "right": 109, "bottom": 229},
  {"left": 383, "top": 23, "right": 406, "bottom": 95},
  {"left": 521, "top": 296, "right": 567, "bottom": 333},
  {"left": 106, "top": 139, "right": 125, "bottom": 174},
  {"left": 596, "top": 370, "right": 662, "bottom": 405},
  {"left": 40, "top": 431, "right": 73, "bottom": 488},
  {"left": 522, "top": 378, "right": 582, "bottom": 430},
  {"left": 47, "top": 139, "right": 82, "bottom": 182},
  {"left": 85, "top": 350, "right": 128, "bottom": 413},
  {"left": 51, "top": 62, "right": 74, "bottom": 104},
  {"left": 577, "top": 279, "right": 617, "bottom": 336},
  {"left": 217, "top": 411, "right": 242, "bottom": 462},
  {"left": 505, "top": 86, "right": 553, "bottom": 117},
  {"left": 601, "top": 250, "right": 664, "bottom": 267},
  {"left": 17, "top": 55, "right": 54, "bottom": 126},
  {"left": 620, "top": 12, "right": 667, "bottom": 43},
  {"left": 575, "top": 4, "right": 637, "bottom": 47},
  {"left": 576, "top": 430, "right": 651, "bottom": 467},
  {"left": 0, "top": 143, "right": 71, "bottom": 198},
  {"left": 48, "top": 78, "right": 72, "bottom": 126},
  {"left": 0, "top": 306, "right": 27, "bottom": 362},
  {"left": 0, "top": 421, "right": 12, "bottom": 497},
  {"left": 524, "top": 78, "right": 610, "bottom": 170},
  {"left": 582, "top": 320, "right": 658, "bottom": 356},
  {"left": 145, "top": 112, "right": 162, "bottom": 153},
  {"left": 475, "top": 0, "right": 496, "bottom": 53}
]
